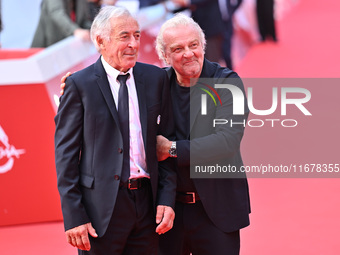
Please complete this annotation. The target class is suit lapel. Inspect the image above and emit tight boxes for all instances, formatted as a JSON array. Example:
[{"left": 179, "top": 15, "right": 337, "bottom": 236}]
[
  {"left": 94, "top": 58, "right": 120, "bottom": 126},
  {"left": 133, "top": 63, "right": 148, "bottom": 152}
]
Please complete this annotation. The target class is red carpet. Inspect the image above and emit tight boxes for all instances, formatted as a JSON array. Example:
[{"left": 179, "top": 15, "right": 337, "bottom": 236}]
[
  {"left": 241, "top": 179, "right": 340, "bottom": 255},
  {"left": 0, "top": 222, "right": 74, "bottom": 255},
  {"left": 1, "top": 0, "right": 340, "bottom": 254},
  {"left": 237, "top": 0, "right": 340, "bottom": 254},
  {"left": 236, "top": 0, "right": 340, "bottom": 78}
]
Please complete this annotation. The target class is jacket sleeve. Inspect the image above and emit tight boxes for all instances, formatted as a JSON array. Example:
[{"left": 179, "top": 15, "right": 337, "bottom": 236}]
[
  {"left": 54, "top": 76, "right": 90, "bottom": 231},
  {"left": 156, "top": 70, "right": 177, "bottom": 209}
]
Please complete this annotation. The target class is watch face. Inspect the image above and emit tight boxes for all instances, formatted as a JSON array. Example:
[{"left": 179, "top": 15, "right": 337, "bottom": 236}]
[
  {"left": 169, "top": 142, "right": 177, "bottom": 157},
  {"left": 169, "top": 148, "right": 177, "bottom": 157}
]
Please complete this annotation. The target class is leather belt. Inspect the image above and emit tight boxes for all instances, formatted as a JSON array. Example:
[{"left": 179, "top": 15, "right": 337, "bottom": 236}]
[
  {"left": 176, "top": 192, "right": 200, "bottom": 204},
  {"left": 119, "top": 178, "right": 150, "bottom": 190}
]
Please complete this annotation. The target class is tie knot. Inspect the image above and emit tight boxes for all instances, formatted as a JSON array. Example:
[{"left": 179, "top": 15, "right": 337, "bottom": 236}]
[{"left": 117, "top": 74, "right": 130, "bottom": 85}]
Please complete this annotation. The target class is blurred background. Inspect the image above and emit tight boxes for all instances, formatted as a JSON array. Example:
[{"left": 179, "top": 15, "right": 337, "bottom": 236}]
[{"left": 1, "top": 0, "right": 340, "bottom": 254}]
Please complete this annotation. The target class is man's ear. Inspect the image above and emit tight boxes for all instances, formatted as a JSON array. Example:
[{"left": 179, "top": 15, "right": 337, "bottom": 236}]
[
  {"left": 96, "top": 35, "right": 105, "bottom": 50},
  {"left": 163, "top": 52, "right": 170, "bottom": 65}
]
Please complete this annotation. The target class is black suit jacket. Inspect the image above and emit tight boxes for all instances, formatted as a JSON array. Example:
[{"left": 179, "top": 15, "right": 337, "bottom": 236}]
[
  {"left": 191, "top": 0, "right": 242, "bottom": 37},
  {"left": 55, "top": 58, "right": 176, "bottom": 237},
  {"left": 167, "top": 59, "right": 250, "bottom": 232}
]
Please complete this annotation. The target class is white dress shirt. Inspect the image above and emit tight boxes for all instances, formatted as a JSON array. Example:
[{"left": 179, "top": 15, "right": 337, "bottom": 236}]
[{"left": 101, "top": 56, "right": 149, "bottom": 179}]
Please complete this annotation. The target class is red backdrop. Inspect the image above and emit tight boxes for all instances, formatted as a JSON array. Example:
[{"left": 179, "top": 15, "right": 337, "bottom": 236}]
[{"left": 0, "top": 83, "right": 62, "bottom": 226}]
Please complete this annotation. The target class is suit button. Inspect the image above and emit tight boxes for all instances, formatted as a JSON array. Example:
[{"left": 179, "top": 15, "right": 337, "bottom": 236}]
[
  {"left": 114, "top": 175, "right": 120, "bottom": 180},
  {"left": 118, "top": 148, "right": 123, "bottom": 153}
]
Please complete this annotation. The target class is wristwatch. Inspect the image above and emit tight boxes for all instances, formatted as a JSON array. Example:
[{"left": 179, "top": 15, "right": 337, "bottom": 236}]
[{"left": 168, "top": 141, "right": 177, "bottom": 158}]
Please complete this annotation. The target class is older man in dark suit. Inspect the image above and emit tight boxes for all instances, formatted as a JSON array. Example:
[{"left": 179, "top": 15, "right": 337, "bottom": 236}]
[
  {"left": 54, "top": 6, "right": 176, "bottom": 255},
  {"left": 155, "top": 14, "right": 250, "bottom": 255}
]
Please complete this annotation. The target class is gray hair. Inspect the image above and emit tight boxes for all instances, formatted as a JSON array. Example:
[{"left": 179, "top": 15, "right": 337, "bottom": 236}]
[
  {"left": 90, "top": 6, "right": 137, "bottom": 51},
  {"left": 155, "top": 13, "right": 206, "bottom": 63}
]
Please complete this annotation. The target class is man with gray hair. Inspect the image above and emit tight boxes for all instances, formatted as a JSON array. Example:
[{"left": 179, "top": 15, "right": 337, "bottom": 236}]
[
  {"left": 155, "top": 13, "right": 250, "bottom": 255},
  {"left": 55, "top": 6, "right": 176, "bottom": 254}
]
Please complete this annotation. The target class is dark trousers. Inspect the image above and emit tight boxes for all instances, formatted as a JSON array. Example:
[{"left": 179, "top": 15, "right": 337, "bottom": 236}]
[
  {"left": 205, "top": 35, "right": 223, "bottom": 65},
  {"left": 205, "top": 20, "right": 234, "bottom": 69},
  {"left": 256, "top": 0, "right": 277, "bottom": 41},
  {"left": 222, "top": 19, "right": 234, "bottom": 69},
  {"left": 79, "top": 182, "right": 158, "bottom": 255},
  {"left": 158, "top": 201, "right": 240, "bottom": 255}
]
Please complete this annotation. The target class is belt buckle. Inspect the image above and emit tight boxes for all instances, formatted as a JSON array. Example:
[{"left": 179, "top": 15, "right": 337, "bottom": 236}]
[
  {"left": 187, "top": 192, "right": 196, "bottom": 204},
  {"left": 128, "top": 179, "right": 138, "bottom": 190}
]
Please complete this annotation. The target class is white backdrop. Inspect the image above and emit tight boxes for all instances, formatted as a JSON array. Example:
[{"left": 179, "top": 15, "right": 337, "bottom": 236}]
[{"left": 1, "top": 0, "right": 42, "bottom": 48}]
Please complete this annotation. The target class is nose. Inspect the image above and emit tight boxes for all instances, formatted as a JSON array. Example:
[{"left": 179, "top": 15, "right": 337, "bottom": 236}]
[
  {"left": 183, "top": 47, "right": 194, "bottom": 58},
  {"left": 128, "top": 37, "right": 139, "bottom": 49}
]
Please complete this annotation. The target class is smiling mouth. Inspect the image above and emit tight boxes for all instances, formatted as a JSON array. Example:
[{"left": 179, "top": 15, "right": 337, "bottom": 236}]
[{"left": 184, "top": 60, "right": 197, "bottom": 65}]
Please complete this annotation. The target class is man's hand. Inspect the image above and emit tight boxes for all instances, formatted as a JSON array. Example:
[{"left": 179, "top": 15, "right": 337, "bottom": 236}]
[
  {"left": 60, "top": 72, "right": 72, "bottom": 95},
  {"left": 155, "top": 205, "right": 175, "bottom": 235},
  {"left": 74, "top": 28, "right": 91, "bottom": 42},
  {"left": 65, "top": 222, "right": 98, "bottom": 251},
  {"left": 171, "top": 0, "right": 190, "bottom": 7},
  {"left": 156, "top": 135, "right": 172, "bottom": 161}
]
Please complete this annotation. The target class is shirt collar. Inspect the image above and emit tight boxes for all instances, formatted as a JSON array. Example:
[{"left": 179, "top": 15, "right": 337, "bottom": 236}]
[{"left": 101, "top": 56, "right": 133, "bottom": 81}]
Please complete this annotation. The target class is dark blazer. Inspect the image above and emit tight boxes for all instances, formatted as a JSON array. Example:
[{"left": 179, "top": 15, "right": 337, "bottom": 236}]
[
  {"left": 167, "top": 59, "right": 250, "bottom": 232},
  {"left": 55, "top": 58, "right": 176, "bottom": 237},
  {"left": 190, "top": 0, "right": 242, "bottom": 37},
  {"left": 190, "top": 0, "right": 224, "bottom": 38},
  {"left": 139, "top": 0, "right": 162, "bottom": 8}
]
